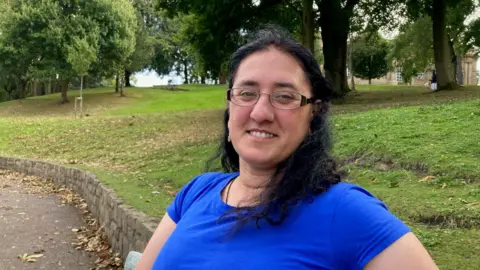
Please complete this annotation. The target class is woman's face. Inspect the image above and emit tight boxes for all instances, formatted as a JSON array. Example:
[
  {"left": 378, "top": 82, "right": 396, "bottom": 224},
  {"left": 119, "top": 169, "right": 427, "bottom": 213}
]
[{"left": 228, "top": 48, "right": 315, "bottom": 170}]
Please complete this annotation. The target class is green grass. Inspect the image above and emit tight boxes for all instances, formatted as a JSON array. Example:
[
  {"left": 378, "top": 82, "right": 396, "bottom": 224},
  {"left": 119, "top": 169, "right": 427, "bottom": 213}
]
[
  {"left": 107, "top": 85, "right": 227, "bottom": 115},
  {"left": 333, "top": 99, "right": 480, "bottom": 183},
  {"left": 0, "top": 84, "right": 480, "bottom": 269}
]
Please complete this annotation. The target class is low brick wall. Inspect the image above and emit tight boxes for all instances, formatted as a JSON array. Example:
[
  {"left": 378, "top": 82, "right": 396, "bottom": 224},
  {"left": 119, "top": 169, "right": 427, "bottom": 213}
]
[{"left": 0, "top": 156, "right": 160, "bottom": 260}]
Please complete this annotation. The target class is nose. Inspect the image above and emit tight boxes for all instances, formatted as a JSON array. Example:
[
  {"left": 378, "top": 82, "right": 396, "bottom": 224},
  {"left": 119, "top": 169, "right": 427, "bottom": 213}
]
[{"left": 249, "top": 94, "right": 275, "bottom": 123}]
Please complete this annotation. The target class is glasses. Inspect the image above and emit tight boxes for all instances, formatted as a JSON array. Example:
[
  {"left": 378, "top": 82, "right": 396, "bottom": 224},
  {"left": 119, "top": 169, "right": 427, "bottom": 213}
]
[{"left": 227, "top": 88, "right": 316, "bottom": 110}]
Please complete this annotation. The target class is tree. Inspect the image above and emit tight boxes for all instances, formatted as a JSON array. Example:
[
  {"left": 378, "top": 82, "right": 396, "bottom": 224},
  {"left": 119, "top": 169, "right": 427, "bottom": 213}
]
[
  {"left": 351, "top": 33, "right": 389, "bottom": 84},
  {"left": 462, "top": 18, "right": 480, "bottom": 55},
  {"left": 125, "top": 0, "right": 157, "bottom": 87},
  {"left": 0, "top": 0, "right": 137, "bottom": 103},
  {"left": 157, "top": 0, "right": 297, "bottom": 84},
  {"left": 389, "top": 16, "right": 434, "bottom": 84},
  {"left": 315, "top": 0, "right": 401, "bottom": 97},
  {"left": 405, "top": 0, "right": 476, "bottom": 90},
  {"left": 0, "top": 1, "right": 39, "bottom": 99},
  {"left": 86, "top": 0, "right": 137, "bottom": 96},
  {"left": 67, "top": 36, "right": 97, "bottom": 116}
]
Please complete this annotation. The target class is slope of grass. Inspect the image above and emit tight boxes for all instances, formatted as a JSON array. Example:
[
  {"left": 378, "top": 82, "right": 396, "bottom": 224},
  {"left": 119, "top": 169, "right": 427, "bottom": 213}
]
[
  {"left": 333, "top": 99, "right": 480, "bottom": 183},
  {"left": 107, "top": 85, "right": 227, "bottom": 115},
  {"left": 1, "top": 84, "right": 480, "bottom": 117}
]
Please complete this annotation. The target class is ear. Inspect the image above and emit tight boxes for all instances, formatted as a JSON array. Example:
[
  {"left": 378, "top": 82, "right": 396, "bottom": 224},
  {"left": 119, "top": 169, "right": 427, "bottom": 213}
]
[{"left": 311, "top": 100, "right": 322, "bottom": 117}]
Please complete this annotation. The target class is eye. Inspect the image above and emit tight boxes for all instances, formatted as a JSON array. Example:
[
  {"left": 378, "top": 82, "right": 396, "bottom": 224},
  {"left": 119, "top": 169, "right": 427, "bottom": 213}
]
[
  {"left": 239, "top": 90, "right": 258, "bottom": 97},
  {"left": 273, "top": 91, "right": 298, "bottom": 102}
]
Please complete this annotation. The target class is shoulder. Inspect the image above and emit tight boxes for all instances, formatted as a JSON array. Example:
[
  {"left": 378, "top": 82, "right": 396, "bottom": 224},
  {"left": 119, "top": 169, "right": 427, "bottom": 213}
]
[
  {"left": 310, "top": 182, "right": 384, "bottom": 209},
  {"left": 167, "top": 172, "right": 237, "bottom": 223},
  {"left": 325, "top": 182, "right": 411, "bottom": 268},
  {"left": 330, "top": 182, "right": 386, "bottom": 207}
]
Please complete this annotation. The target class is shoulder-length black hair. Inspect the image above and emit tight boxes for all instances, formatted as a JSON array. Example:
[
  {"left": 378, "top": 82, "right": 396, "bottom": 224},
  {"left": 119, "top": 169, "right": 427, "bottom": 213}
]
[{"left": 206, "top": 26, "right": 341, "bottom": 228}]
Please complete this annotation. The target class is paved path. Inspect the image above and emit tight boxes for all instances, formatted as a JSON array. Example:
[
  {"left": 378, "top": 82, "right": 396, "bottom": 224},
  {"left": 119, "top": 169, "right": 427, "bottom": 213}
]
[{"left": 0, "top": 173, "right": 97, "bottom": 269}]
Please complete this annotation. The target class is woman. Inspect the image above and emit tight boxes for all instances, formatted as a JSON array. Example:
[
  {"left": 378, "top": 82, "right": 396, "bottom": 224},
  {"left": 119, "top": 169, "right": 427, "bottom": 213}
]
[{"left": 136, "top": 28, "right": 439, "bottom": 269}]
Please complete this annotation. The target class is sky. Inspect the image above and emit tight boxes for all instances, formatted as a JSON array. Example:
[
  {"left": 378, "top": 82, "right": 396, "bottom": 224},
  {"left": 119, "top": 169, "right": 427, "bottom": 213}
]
[{"left": 132, "top": 70, "right": 182, "bottom": 87}]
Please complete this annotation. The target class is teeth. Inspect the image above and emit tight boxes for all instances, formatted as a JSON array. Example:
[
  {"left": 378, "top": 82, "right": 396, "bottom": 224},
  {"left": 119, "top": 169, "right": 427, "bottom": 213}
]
[{"left": 250, "top": 131, "right": 274, "bottom": 138}]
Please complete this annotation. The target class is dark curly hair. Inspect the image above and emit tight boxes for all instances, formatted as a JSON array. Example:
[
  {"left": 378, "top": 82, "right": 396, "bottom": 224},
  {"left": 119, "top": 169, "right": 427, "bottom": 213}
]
[{"left": 205, "top": 26, "right": 341, "bottom": 229}]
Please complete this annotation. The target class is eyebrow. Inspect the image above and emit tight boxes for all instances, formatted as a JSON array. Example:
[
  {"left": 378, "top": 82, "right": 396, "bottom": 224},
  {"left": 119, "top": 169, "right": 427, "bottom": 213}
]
[{"left": 236, "top": 80, "right": 298, "bottom": 91}]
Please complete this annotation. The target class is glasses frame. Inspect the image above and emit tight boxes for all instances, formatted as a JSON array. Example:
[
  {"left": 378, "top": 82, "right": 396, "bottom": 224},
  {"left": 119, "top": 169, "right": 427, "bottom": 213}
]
[{"left": 226, "top": 88, "right": 317, "bottom": 110}]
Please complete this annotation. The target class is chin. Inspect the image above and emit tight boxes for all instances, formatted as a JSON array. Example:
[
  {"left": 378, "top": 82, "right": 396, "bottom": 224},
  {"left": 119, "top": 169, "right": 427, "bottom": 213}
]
[{"left": 239, "top": 150, "right": 281, "bottom": 169}]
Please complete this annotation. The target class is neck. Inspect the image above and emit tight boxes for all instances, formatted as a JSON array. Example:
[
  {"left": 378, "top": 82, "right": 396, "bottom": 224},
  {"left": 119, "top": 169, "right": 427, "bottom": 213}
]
[{"left": 228, "top": 159, "right": 283, "bottom": 206}]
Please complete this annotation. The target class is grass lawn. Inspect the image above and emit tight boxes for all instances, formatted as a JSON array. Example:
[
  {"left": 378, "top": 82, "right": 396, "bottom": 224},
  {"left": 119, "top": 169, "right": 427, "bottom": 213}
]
[{"left": 0, "top": 84, "right": 479, "bottom": 269}]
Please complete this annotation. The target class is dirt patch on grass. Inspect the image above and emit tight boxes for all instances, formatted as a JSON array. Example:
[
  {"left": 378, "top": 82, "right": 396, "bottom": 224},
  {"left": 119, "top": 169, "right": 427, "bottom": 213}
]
[
  {"left": 338, "top": 153, "right": 430, "bottom": 174},
  {"left": 134, "top": 110, "right": 224, "bottom": 151},
  {"left": 411, "top": 213, "right": 480, "bottom": 229}
]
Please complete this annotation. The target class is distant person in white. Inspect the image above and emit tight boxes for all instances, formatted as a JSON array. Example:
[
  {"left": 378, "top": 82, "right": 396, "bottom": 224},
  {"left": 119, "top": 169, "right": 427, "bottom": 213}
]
[{"left": 430, "top": 70, "right": 437, "bottom": 91}]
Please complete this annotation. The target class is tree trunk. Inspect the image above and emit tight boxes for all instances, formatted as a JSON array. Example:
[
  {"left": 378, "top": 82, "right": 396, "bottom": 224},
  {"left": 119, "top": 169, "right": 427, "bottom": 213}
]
[
  {"left": 115, "top": 73, "right": 119, "bottom": 93},
  {"left": 60, "top": 79, "right": 69, "bottom": 104},
  {"left": 201, "top": 75, "right": 206, "bottom": 84},
  {"left": 219, "top": 70, "right": 226, "bottom": 85},
  {"left": 15, "top": 78, "right": 26, "bottom": 99},
  {"left": 432, "top": 0, "right": 459, "bottom": 90},
  {"left": 301, "top": 0, "right": 315, "bottom": 53},
  {"left": 124, "top": 69, "right": 132, "bottom": 87},
  {"left": 183, "top": 61, "right": 189, "bottom": 84},
  {"left": 456, "top": 56, "right": 463, "bottom": 85},
  {"left": 46, "top": 80, "right": 52, "bottom": 95},
  {"left": 319, "top": 0, "right": 351, "bottom": 98},
  {"left": 368, "top": 78, "right": 371, "bottom": 85},
  {"left": 348, "top": 34, "right": 356, "bottom": 91},
  {"left": 32, "top": 80, "right": 39, "bottom": 96},
  {"left": 120, "top": 74, "right": 125, "bottom": 97}
]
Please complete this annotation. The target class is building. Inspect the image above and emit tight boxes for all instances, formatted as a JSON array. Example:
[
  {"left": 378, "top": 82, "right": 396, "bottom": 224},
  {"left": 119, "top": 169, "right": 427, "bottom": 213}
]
[{"left": 352, "top": 52, "right": 478, "bottom": 86}]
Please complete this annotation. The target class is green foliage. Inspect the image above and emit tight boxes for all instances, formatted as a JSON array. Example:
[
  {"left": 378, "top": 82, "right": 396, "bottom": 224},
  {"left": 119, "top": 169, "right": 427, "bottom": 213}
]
[
  {"left": 462, "top": 18, "right": 480, "bottom": 56},
  {"left": 67, "top": 37, "right": 98, "bottom": 76},
  {"left": 0, "top": 0, "right": 137, "bottom": 101},
  {"left": 126, "top": 0, "right": 157, "bottom": 74},
  {"left": 351, "top": 33, "right": 389, "bottom": 83},
  {"left": 86, "top": 0, "right": 137, "bottom": 76},
  {"left": 389, "top": 16, "right": 434, "bottom": 83},
  {"left": 157, "top": 0, "right": 299, "bottom": 82}
]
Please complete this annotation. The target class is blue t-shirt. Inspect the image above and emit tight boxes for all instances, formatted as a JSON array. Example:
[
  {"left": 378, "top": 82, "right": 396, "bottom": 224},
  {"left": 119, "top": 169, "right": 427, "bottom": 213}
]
[{"left": 153, "top": 172, "right": 410, "bottom": 270}]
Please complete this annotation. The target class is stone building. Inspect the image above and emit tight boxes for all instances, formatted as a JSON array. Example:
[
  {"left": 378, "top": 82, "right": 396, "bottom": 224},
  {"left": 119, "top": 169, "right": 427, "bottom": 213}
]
[{"left": 352, "top": 52, "right": 478, "bottom": 86}]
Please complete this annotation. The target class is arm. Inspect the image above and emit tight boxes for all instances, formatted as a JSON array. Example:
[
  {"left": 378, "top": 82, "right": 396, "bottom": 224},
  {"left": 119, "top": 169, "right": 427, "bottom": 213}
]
[
  {"left": 365, "top": 232, "right": 439, "bottom": 270},
  {"left": 135, "top": 213, "right": 177, "bottom": 270}
]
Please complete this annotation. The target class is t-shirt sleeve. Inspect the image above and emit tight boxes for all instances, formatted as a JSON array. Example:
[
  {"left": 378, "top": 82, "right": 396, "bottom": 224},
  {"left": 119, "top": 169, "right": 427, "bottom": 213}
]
[
  {"left": 331, "top": 185, "right": 411, "bottom": 269},
  {"left": 166, "top": 173, "right": 219, "bottom": 223}
]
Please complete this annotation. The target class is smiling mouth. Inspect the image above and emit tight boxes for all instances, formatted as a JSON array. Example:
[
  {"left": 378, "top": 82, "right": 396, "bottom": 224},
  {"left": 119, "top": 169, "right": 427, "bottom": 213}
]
[{"left": 248, "top": 130, "right": 276, "bottom": 138}]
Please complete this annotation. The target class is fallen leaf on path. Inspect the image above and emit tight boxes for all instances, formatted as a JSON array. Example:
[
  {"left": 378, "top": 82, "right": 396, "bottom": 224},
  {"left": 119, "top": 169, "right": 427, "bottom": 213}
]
[
  {"left": 18, "top": 253, "right": 44, "bottom": 263},
  {"left": 419, "top": 176, "right": 435, "bottom": 182}
]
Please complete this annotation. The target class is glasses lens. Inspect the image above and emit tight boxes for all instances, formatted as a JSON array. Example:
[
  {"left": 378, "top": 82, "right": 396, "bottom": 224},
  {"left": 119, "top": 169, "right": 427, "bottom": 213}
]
[
  {"left": 231, "top": 88, "right": 258, "bottom": 106},
  {"left": 271, "top": 91, "right": 302, "bottom": 109}
]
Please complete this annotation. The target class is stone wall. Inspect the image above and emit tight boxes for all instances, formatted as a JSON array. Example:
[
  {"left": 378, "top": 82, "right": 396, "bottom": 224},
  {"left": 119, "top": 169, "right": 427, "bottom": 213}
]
[{"left": 0, "top": 156, "right": 160, "bottom": 260}]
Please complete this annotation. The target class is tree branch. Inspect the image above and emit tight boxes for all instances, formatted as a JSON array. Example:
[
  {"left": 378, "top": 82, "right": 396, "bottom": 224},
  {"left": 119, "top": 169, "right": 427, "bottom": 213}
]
[{"left": 345, "top": 0, "right": 360, "bottom": 13}]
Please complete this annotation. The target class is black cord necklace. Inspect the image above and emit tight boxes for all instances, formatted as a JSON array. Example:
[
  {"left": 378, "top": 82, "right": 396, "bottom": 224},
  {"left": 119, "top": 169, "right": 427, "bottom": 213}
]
[{"left": 225, "top": 178, "right": 235, "bottom": 204}]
